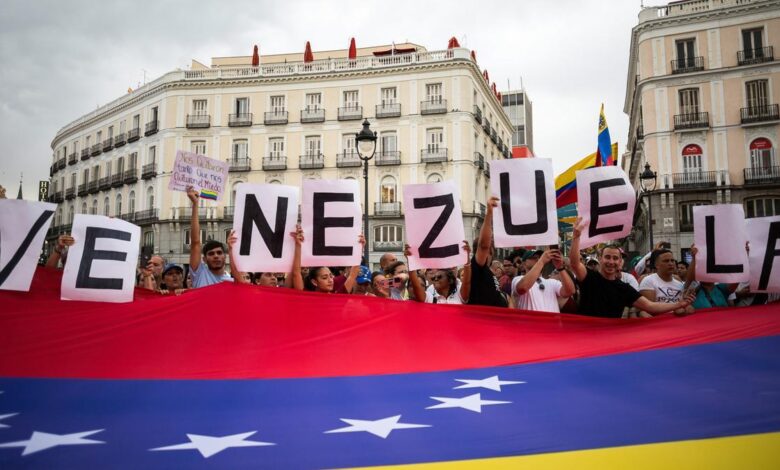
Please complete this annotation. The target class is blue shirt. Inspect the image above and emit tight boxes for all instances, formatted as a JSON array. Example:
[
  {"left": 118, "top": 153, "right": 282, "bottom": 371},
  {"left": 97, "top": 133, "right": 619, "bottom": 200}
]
[
  {"left": 190, "top": 263, "right": 234, "bottom": 288},
  {"left": 692, "top": 283, "right": 730, "bottom": 309}
]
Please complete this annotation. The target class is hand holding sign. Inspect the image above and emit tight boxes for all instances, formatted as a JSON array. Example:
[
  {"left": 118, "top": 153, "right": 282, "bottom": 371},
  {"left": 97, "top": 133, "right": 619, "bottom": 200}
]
[{"left": 575, "top": 166, "right": 635, "bottom": 249}]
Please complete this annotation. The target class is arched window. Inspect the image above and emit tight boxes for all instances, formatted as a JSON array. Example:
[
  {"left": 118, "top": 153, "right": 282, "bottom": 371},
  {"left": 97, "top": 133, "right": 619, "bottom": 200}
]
[
  {"left": 56, "top": 208, "right": 62, "bottom": 226},
  {"left": 681, "top": 144, "right": 703, "bottom": 174},
  {"left": 146, "top": 187, "right": 154, "bottom": 209},
  {"left": 91, "top": 199, "right": 98, "bottom": 215},
  {"left": 230, "top": 182, "right": 242, "bottom": 207},
  {"left": 380, "top": 175, "right": 396, "bottom": 203},
  {"left": 749, "top": 138, "right": 774, "bottom": 169},
  {"left": 81, "top": 202, "right": 87, "bottom": 214},
  {"left": 128, "top": 191, "right": 136, "bottom": 214},
  {"left": 103, "top": 197, "right": 110, "bottom": 216},
  {"left": 745, "top": 196, "right": 780, "bottom": 219},
  {"left": 427, "top": 173, "right": 443, "bottom": 184},
  {"left": 115, "top": 194, "right": 123, "bottom": 216},
  {"left": 68, "top": 205, "right": 74, "bottom": 224}
]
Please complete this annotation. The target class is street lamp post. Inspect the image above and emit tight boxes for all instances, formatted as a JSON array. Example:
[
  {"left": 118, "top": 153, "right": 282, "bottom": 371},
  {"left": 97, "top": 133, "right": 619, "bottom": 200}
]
[
  {"left": 639, "top": 162, "right": 658, "bottom": 250},
  {"left": 355, "top": 119, "right": 377, "bottom": 264}
]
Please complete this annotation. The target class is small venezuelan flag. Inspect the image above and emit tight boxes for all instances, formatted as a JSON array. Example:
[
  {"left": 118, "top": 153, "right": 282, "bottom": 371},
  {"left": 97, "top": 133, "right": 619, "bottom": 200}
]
[
  {"left": 596, "top": 103, "right": 614, "bottom": 167},
  {"left": 199, "top": 188, "right": 218, "bottom": 201}
]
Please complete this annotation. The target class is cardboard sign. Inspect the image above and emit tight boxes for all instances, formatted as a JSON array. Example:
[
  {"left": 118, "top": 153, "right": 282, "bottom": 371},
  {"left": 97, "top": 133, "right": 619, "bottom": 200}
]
[
  {"left": 167, "top": 150, "right": 230, "bottom": 201},
  {"left": 403, "top": 181, "right": 466, "bottom": 270},
  {"left": 233, "top": 183, "right": 300, "bottom": 272},
  {"left": 747, "top": 215, "right": 780, "bottom": 293},
  {"left": 490, "top": 158, "right": 558, "bottom": 247},
  {"left": 0, "top": 200, "right": 56, "bottom": 291},
  {"left": 693, "top": 204, "right": 749, "bottom": 283},
  {"left": 61, "top": 215, "right": 140, "bottom": 303},
  {"left": 575, "top": 166, "right": 635, "bottom": 249},
  {"left": 301, "top": 179, "right": 361, "bottom": 267}
]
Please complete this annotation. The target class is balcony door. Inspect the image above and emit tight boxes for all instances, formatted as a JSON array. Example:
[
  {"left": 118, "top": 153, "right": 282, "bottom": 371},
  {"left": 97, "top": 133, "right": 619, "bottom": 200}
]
[
  {"left": 380, "top": 176, "right": 396, "bottom": 203},
  {"left": 681, "top": 144, "right": 703, "bottom": 185},
  {"left": 193, "top": 99, "right": 207, "bottom": 116},
  {"left": 426, "top": 83, "right": 442, "bottom": 103},
  {"left": 679, "top": 88, "right": 699, "bottom": 116},
  {"left": 305, "top": 93, "right": 321, "bottom": 111},
  {"left": 675, "top": 39, "right": 696, "bottom": 68},
  {"left": 426, "top": 128, "right": 443, "bottom": 153},
  {"left": 746, "top": 80, "right": 769, "bottom": 110},
  {"left": 381, "top": 132, "right": 397, "bottom": 154},
  {"left": 270, "top": 96, "right": 285, "bottom": 114},
  {"left": 750, "top": 138, "right": 775, "bottom": 169},
  {"left": 343, "top": 90, "right": 359, "bottom": 109},
  {"left": 342, "top": 134, "right": 356, "bottom": 157},
  {"left": 233, "top": 139, "right": 248, "bottom": 160},
  {"left": 381, "top": 87, "right": 397, "bottom": 105},
  {"left": 305, "top": 136, "right": 321, "bottom": 157},
  {"left": 269, "top": 138, "right": 284, "bottom": 158},
  {"left": 235, "top": 98, "right": 249, "bottom": 116},
  {"left": 742, "top": 28, "right": 764, "bottom": 56}
]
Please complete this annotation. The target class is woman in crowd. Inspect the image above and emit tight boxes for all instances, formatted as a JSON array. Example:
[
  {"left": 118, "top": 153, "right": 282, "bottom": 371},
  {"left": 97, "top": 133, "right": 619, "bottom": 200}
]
[
  {"left": 370, "top": 272, "right": 391, "bottom": 298},
  {"left": 293, "top": 232, "right": 365, "bottom": 294}
]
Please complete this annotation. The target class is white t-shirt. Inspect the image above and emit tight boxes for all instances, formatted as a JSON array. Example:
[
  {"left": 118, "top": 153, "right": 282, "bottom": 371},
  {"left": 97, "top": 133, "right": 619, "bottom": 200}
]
[
  {"left": 425, "top": 288, "right": 464, "bottom": 305},
  {"left": 638, "top": 273, "right": 683, "bottom": 303},
  {"left": 621, "top": 272, "right": 640, "bottom": 290},
  {"left": 511, "top": 276, "right": 563, "bottom": 313}
]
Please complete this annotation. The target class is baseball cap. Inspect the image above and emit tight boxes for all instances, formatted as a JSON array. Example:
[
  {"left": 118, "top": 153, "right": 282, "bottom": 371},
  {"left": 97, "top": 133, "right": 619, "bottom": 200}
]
[
  {"left": 162, "top": 264, "right": 184, "bottom": 276},
  {"left": 521, "top": 249, "right": 544, "bottom": 262},
  {"left": 356, "top": 265, "right": 371, "bottom": 284}
]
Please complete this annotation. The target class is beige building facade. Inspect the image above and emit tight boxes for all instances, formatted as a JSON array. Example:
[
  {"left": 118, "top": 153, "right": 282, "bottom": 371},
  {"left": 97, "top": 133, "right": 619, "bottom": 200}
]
[
  {"left": 623, "top": 0, "right": 780, "bottom": 260},
  {"left": 48, "top": 43, "right": 513, "bottom": 270}
]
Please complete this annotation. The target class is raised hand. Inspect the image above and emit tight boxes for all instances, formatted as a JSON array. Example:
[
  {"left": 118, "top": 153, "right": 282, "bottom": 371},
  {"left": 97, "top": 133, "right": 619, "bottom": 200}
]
[
  {"left": 572, "top": 217, "right": 585, "bottom": 239},
  {"left": 186, "top": 186, "right": 199, "bottom": 204}
]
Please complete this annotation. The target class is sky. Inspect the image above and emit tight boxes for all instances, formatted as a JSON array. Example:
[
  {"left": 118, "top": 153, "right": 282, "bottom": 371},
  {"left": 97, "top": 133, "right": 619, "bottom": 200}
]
[{"left": 0, "top": 0, "right": 643, "bottom": 199}]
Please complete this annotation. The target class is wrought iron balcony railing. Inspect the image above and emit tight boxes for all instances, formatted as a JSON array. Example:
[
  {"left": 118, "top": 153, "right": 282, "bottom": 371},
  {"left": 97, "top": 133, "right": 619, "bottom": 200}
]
[
  {"left": 111, "top": 173, "right": 123, "bottom": 188},
  {"left": 144, "top": 120, "right": 159, "bottom": 136},
  {"left": 336, "top": 151, "right": 362, "bottom": 168},
  {"left": 99, "top": 177, "right": 111, "bottom": 191},
  {"left": 57, "top": 158, "right": 66, "bottom": 170},
  {"left": 421, "top": 148, "right": 448, "bottom": 163},
  {"left": 673, "top": 111, "right": 709, "bottom": 130},
  {"left": 141, "top": 163, "right": 157, "bottom": 179},
  {"left": 90, "top": 144, "right": 102, "bottom": 156},
  {"left": 65, "top": 187, "right": 75, "bottom": 200},
  {"left": 375, "top": 150, "right": 401, "bottom": 166},
  {"left": 671, "top": 56, "right": 704, "bottom": 74},
  {"left": 337, "top": 106, "right": 363, "bottom": 121},
  {"left": 744, "top": 165, "right": 780, "bottom": 185},
  {"left": 114, "top": 132, "right": 126, "bottom": 147},
  {"left": 473, "top": 105, "right": 482, "bottom": 124},
  {"left": 223, "top": 206, "right": 235, "bottom": 220},
  {"left": 738, "top": 46, "right": 774, "bottom": 66},
  {"left": 740, "top": 104, "right": 780, "bottom": 124},
  {"left": 228, "top": 157, "right": 251, "bottom": 172},
  {"left": 474, "top": 152, "right": 485, "bottom": 169},
  {"left": 420, "top": 99, "right": 447, "bottom": 115},
  {"left": 87, "top": 181, "right": 99, "bottom": 194},
  {"left": 374, "top": 202, "right": 402, "bottom": 216},
  {"left": 670, "top": 170, "right": 719, "bottom": 188},
  {"left": 123, "top": 169, "right": 138, "bottom": 184},
  {"left": 77, "top": 183, "right": 87, "bottom": 197},
  {"left": 81, "top": 148, "right": 90, "bottom": 160},
  {"left": 127, "top": 128, "right": 140, "bottom": 142},
  {"left": 482, "top": 118, "right": 490, "bottom": 134},
  {"left": 300, "top": 108, "right": 325, "bottom": 123},
  {"left": 263, "top": 156, "right": 287, "bottom": 171},
  {"left": 135, "top": 209, "right": 158, "bottom": 224},
  {"left": 102, "top": 138, "right": 113, "bottom": 152},
  {"left": 373, "top": 240, "right": 404, "bottom": 252},
  {"left": 228, "top": 113, "right": 253, "bottom": 127},
  {"left": 299, "top": 153, "right": 324, "bottom": 169},
  {"left": 186, "top": 114, "right": 211, "bottom": 128},
  {"left": 376, "top": 103, "right": 401, "bottom": 118},
  {"left": 264, "top": 111, "right": 288, "bottom": 125},
  {"left": 68, "top": 153, "right": 77, "bottom": 165}
]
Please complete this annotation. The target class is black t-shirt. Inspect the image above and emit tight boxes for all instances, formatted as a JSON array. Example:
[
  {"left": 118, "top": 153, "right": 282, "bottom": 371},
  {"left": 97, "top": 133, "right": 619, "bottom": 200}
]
[
  {"left": 577, "top": 269, "right": 641, "bottom": 318},
  {"left": 467, "top": 255, "right": 508, "bottom": 308}
]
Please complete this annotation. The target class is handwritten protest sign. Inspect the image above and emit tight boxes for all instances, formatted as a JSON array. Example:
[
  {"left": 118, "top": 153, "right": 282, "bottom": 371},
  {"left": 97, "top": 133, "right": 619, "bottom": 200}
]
[{"left": 168, "top": 150, "right": 230, "bottom": 201}]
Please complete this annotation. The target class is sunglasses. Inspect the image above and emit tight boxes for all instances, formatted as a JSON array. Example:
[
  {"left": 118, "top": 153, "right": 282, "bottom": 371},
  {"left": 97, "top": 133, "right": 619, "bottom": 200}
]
[{"left": 432, "top": 275, "right": 446, "bottom": 281}]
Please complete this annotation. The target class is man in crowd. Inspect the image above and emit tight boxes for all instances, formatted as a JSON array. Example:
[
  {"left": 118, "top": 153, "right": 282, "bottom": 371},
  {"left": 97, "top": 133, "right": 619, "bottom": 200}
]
[
  {"left": 676, "top": 261, "right": 689, "bottom": 281},
  {"left": 187, "top": 186, "right": 244, "bottom": 287},
  {"left": 569, "top": 217, "right": 694, "bottom": 318},
  {"left": 469, "top": 196, "right": 508, "bottom": 307},
  {"left": 378, "top": 253, "right": 398, "bottom": 274},
  {"left": 639, "top": 249, "right": 692, "bottom": 315},
  {"left": 500, "top": 255, "right": 518, "bottom": 296},
  {"left": 512, "top": 247, "right": 575, "bottom": 313}
]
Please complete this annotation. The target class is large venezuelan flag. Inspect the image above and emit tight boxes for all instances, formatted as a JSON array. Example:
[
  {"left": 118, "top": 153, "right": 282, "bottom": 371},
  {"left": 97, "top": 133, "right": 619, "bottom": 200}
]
[{"left": 1, "top": 268, "right": 778, "bottom": 468}]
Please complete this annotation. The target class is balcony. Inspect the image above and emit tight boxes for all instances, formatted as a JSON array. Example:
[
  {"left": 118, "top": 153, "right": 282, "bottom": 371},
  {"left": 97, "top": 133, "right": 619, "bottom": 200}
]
[
  {"left": 740, "top": 104, "right": 780, "bottom": 125},
  {"left": 98, "top": 177, "right": 110, "bottom": 191},
  {"left": 374, "top": 202, "right": 402, "bottom": 217},
  {"left": 376, "top": 103, "right": 401, "bottom": 119},
  {"left": 421, "top": 148, "right": 448, "bottom": 163},
  {"left": 373, "top": 240, "right": 403, "bottom": 252},
  {"left": 87, "top": 181, "right": 99, "bottom": 194},
  {"left": 50, "top": 164, "right": 55, "bottom": 177},
  {"left": 57, "top": 158, "right": 66, "bottom": 170},
  {"left": 637, "top": 124, "right": 644, "bottom": 140},
  {"left": 114, "top": 133, "right": 126, "bottom": 147},
  {"left": 337, "top": 106, "right": 363, "bottom": 121},
  {"left": 176, "top": 206, "right": 208, "bottom": 220},
  {"left": 80, "top": 149, "right": 90, "bottom": 161},
  {"left": 141, "top": 163, "right": 157, "bottom": 179},
  {"left": 68, "top": 153, "right": 77, "bottom": 165},
  {"left": 671, "top": 56, "right": 704, "bottom": 74},
  {"left": 127, "top": 128, "right": 140, "bottom": 142},
  {"left": 118, "top": 212, "right": 136, "bottom": 223},
  {"left": 300, "top": 108, "right": 325, "bottom": 123},
  {"left": 744, "top": 166, "right": 780, "bottom": 185},
  {"left": 123, "top": 169, "right": 138, "bottom": 184},
  {"left": 673, "top": 112, "right": 709, "bottom": 130},
  {"left": 264, "top": 111, "right": 288, "bottom": 125},
  {"left": 263, "top": 156, "right": 287, "bottom": 171},
  {"left": 229, "top": 113, "right": 253, "bottom": 127},
  {"left": 111, "top": 173, "right": 123, "bottom": 188},
  {"left": 299, "top": 153, "right": 324, "bottom": 169},
  {"left": 65, "top": 187, "right": 75, "bottom": 200},
  {"left": 222, "top": 206, "right": 235, "bottom": 220},
  {"left": 102, "top": 138, "right": 114, "bottom": 152},
  {"left": 482, "top": 118, "right": 490, "bottom": 134},
  {"left": 490, "top": 128, "right": 498, "bottom": 144},
  {"left": 77, "top": 183, "right": 87, "bottom": 197},
  {"left": 474, "top": 152, "right": 485, "bottom": 169},
  {"left": 228, "top": 157, "right": 251, "bottom": 172},
  {"left": 473, "top": 201, "right": 486, "bottom": 218},
  {"left": 473, "top": 105, "right": 482, "bottom": 124},
  {"left": 90, "top": 144, "right": 102, "bottom": 156},
  {"left": 144, "top": 120, "right": 159, "bottom": 136},
  {"left": 53, "top": 191, "right": 63, "bottom": 203},
  {"left": 135, "top": 209, "right": 158, "bottom": 225},
  {"left": 671, "top": 171, "right": 719, "bottom": 188},
  {"left": 336, "top": 151, "right": 362, "bottom": 168},
  {"left": 376, "top": 150, "right": 401, "bottom": 166},
  {"left": 421, "top": 99, "right": 447, "bottom": 115},
  {"left": 186, "top": 114, "right": 211, "bottom": 128},
  {"left": 738, "top": 46, "right": 774, "bottom": 66}
]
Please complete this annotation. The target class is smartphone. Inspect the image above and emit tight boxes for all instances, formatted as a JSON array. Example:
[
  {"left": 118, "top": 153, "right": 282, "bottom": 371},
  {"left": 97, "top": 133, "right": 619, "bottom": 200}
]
[
  {"left": 661, "top": 242, "right": 671, "bottom": 249},
  {"left": 549, "top": 244, "right": 560, "bottom": 250},
  {"left": 139, "top": 245, "right": 153, "bottom": 268}
]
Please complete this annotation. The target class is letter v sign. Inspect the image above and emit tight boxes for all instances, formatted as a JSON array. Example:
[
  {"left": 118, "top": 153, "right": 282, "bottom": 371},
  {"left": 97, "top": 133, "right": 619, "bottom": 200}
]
[{"left": 0, "top": 209, "right": 54, "bottom": 288}]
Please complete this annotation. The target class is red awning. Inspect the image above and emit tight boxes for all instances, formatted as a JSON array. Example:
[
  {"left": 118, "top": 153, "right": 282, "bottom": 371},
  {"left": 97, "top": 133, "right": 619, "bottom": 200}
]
[
  {"left": 348, "top": 37, "right": 357, "bottom": 59},
  {"left": 682, "top": 144, "right": 702, "bottom": 155},
  {"left": 373, "top": 47, "right": 416, "bottom": 56},
  {"left": 304, "top": 41, "right": 313, "bottom": 63},
  {"left": 751, "top": 137, "right": 772, "bottom": 150},
  {"left": 251, "top": 45, "right": 259, "bottom": 67},
  {"left": 447, "top": 37, "right": 460, "bottom": 49}
]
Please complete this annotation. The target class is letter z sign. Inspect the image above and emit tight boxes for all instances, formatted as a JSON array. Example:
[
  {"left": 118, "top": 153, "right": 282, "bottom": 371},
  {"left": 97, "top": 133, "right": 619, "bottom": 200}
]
[{"left": 403, "top": 181, "right": 466, "bottom": 270}]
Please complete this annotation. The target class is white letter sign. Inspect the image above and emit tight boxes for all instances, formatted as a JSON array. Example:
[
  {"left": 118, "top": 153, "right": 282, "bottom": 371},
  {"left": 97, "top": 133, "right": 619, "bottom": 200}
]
[
  {"left": 575, "top": 166, "right": 635, "bottom": 249},
  {"left": 0, "top": 200, "right": 56, "bottom": 291},
  {"left": 693, "top": 204, "right": 749, "bottom": 283},
  {"left": 747, "top": 215, "right": 780, "bottom": 293},
  {"left": 233, "top": 183, "right": 299, "bottom": 272},
  {"left": 167, "top": 150, "right": 230, "bottom": 201},
  {"left": 61, "top": 215, "right": 140, "bottom": 303},
  {"left": 301, "top": 179, "right": 361, "bottom": 267},
  {"left": 490, "top": 158, "right": 557, "bottom": 247},
  {"left": 403, "top": 181, "right": 466, "bottom": 270}
]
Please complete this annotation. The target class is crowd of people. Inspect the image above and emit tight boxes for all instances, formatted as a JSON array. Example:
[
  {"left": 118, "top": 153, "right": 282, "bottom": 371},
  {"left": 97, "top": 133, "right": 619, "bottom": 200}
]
[{"left": 45, "top": 189, "right": 777, "bottom": 317}]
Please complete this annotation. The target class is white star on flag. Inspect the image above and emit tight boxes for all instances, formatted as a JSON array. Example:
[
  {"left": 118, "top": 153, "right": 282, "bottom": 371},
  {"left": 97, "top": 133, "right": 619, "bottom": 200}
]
[
  {"left": 427, "top": 393, "right": 511, "bottom": 413},
  {"left": 324, "top": 415, "right": 430, "bottom": 439},
  {"left": 0, "top": 413, "right": 18, "bottom": 429},
  {"left": 0, "top": 429, "right": 105, "bottom": 456},
  {"left": 453, "top": 375, "right": 526, "bottom": 392},
  {"left": 150, "top": 431, "right": 275, "bottom": 458}
]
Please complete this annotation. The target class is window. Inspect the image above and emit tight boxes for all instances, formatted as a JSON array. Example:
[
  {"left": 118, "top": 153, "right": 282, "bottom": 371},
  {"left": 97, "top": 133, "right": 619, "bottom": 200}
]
[
  {"left": 81, "top": 202, "right": 87, "bottom": 214},
  {"left": 380, "top": 132, "right": 397, "bottom": 154},
  {"left": 97, "top": 130, "right": 102, "bottom": 143},
  {"left": 108, "top": 126, "right": 113, "bottom": 139},
  {"left": 150, "top": 106, "right": 158, "bottom": 122},
  {"left": 86, "top": 135, "right": 91, "bottom": 147},
  {"left": 427, "top": 173, "right": 443, "bottom": 184},
  {"left": 115, "top": 194, "right": 122, "bottom": 216},
  {"left": 305, "top": 93, "right": 321, "bottom": 111},
  {"left": 192, "top": 99, "right": 207, "bottom": 115},
  {"left": 235, "top": 97, "right": 249, "bottom": 115},
  {"left": 374, "top": 225, "right": 403, "bottom": 243},
  {"left": 426, "top": 128, "right": 443, "bottom": 152},
  {"left": 304, "top": 136, "right": 321, "bottom": 156},
  {"left": 380, "top": 175, "right": 396, "bottom": 203},
  {"left": 146, "top": 187, "right": 154, "bottom": 209},
  {"left": 343, "top": 90, "right": 359, "bottom": 108},
  {"left": 73, "top": 141, "right": 79, "bottom": 153},
  {"left": 749, "top": 138, "right": 775, "bottom": 169},
  {"left": 143, "top": 231, "right": 154, "bottom": 250},
  {"left": 119, "top": 120, "right": 126, "bottom": 134},
  {"left": 512, "top": 125, "right": 525, "bottom": 146},
  {"left": 70, "top": 173, "right": 77, "bottom": 189},
  {"left": 185, "top": 229, "right": 207, "bottom": 246},
  {"left": 679, "top": 201, "right": 710, "bottom": 231},
  {"left": 83, "top": 169, "right": 89, "bottom": 184},
  {"left": 269, "top": 137, "right": 284, "bottom": 157},
  {"left": 68, "top": 205, "right": 74, "bottom": 224},
  {"left": 133, "top": 114, "right": 140, "bottom": 129},
  {"left": 426, "top": 83, "right": 443, "bottom": 102},
  {"left": 270, "top": 95, "right": 285, "bottom": 113},
  {"left": 148, "top": 146, "right": 156, "bottom": 164},
  {"left": 91, "top": 199, "right": 98, "bottom": 215},
  {"left": 128, "top": 191, "right": 136, "bottom": 214},
  {"left": 191, "top": 140, "right": 206, "bottom": 155},
  {"left": 682, "top": 144, "right": 703, "bottom": 174},
  {"left": 129, "top": 152, "right": 137, "bottom": 169},
  {"left": 233, "top": 139, "right": 248, "bottom": 159},
  {"left": 679, "top": 88, "right": 700, "bottom": 115},
  {"left": 92, "top": 165, "right": 100, "bottom": 181},
  {"left": 746, "top": 197, "right": 780, "bottom": 218},
  {"left": 675, "top": 38, "right": 696, "bottom": 67},
  {"left": 103, "top": 197, "right": 110, "bottom": 216},
  {"left": 746, "top": 80, "right": 769, "bottom": 109},
  {"left": 116, "top": 156, "right": 125, "bottom": 175},
  {"left": 742, "top": 28, "right": 764, "bottom": 53},
  {"left": 342, "top": 134, "right": 356, "bottom": 155},
  {"left": 381, "top": 87, "right": 397, "bottom": 105}
]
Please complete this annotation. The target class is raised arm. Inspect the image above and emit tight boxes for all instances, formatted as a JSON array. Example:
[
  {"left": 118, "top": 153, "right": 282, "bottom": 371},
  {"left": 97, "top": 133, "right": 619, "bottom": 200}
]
[
  {"left": 568, "top": 217, "right": 587, "bottom": 281},
  {"left": 515, "top": 250, "right": 551, "bottom": 296},
  {"left": 403, "top": 244, "right": 426, "bottom": 302},
  {"left": 475, "top": 196, "right": 499, "bottom": 267},
  {"left": 187, "top": 186, "right": 201, "bottom": 270},
  {"left": 46, "top": 234, "right": 74, "bottom": 268},
  {"left": 551, "top": 249, "right": 575, "bottom": 298},
  {"left": 343, "top": 234, "right": 366, "bottom": 293},
  {"left": 633, "top": 291, "right": 695, "bottom": 315},
  {"left": 288, "top": 225, "right": 304, "bottom": 290},
  {"left": 226, "top": 229, "right": 247, "bottom": 283},
  {"left": 459, "top": 240, "right": 472, "bottom": 303},
  {"left": 684, "top": 244, "right": 698, "bottom": 288}
]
